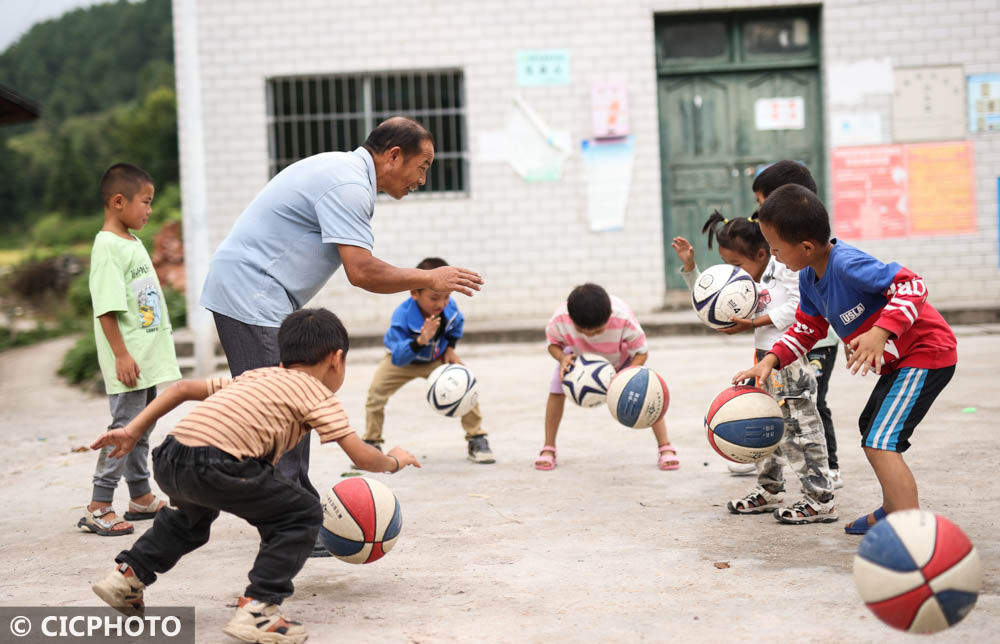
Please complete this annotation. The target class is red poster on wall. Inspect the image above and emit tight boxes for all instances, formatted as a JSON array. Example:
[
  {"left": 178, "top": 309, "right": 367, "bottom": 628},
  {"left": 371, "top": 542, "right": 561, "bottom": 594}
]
[
  {"left": 831, "top": 145, "right": 907, "bottom": 239},
  {"left": 831, "top": 141, "right": 977, "bottom": 239}
]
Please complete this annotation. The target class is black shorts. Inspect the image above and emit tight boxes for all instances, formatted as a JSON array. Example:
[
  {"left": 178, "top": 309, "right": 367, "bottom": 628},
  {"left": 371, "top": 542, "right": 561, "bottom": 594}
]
[{"left": 859, "top": 365, "right": 955, "bottom": 453}]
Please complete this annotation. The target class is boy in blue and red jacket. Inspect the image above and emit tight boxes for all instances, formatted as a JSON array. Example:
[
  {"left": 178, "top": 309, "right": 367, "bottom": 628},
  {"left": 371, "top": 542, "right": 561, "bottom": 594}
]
[
  {"left": 363, "top": 257, "right": 494, "bottom": 464},
  {"left": 734, "top": 185, "right": 956, "bottom": 535}
]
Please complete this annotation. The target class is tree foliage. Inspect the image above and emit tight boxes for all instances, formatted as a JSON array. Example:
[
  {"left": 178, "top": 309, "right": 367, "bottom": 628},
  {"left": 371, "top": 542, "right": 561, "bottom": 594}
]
[
  {"left": 0, "top": 0, "right": 177, "bottom": 232},
  {"left": 0, "top": 0, "right": 173, "bottom": 120}
]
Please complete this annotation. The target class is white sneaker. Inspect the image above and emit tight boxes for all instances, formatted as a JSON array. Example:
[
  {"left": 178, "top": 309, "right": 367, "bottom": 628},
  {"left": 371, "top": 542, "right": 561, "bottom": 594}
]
[
  {"left": 773, "top": 495, "right": 839, "bottom": 524},
  {"left": 829, "top": 469, "right": 844, "bottom": 489},
  {"left": 727, "top": 462, "right": 756, "bottom": 476},
  {"left": 92, "top": 563, "right": 145, "bottom": 613},
  {"left": 222, "top": 597, "right": 308, "bottom": 644}
]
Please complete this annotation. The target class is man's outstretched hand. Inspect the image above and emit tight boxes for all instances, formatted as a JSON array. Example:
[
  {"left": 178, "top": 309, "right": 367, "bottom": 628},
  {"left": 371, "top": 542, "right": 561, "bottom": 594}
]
[{"left": 428, "top": 266, "right": 483, "bottom": 296}]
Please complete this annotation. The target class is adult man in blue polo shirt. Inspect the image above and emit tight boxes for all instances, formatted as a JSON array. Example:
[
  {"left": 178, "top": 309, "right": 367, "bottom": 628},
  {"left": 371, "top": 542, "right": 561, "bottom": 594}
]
[{"left": 201, "top": 117, "right": 483, "bottom": 556}]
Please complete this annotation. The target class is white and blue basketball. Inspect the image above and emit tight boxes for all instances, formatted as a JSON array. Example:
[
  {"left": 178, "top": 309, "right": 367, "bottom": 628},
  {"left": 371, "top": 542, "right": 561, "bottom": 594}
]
[
  {"left": 691, "top": 264, "right": 758, "bottom": 330},
  {"left": 320, "top": 477, "right": 402, "bottom": 564},
  {"left": 426, "top": 363, "right": 479, "bottom": 417},
  {"left": 854, "top": 510, "right": 982, "bottom": 633},
  {"left": 605, "top": 366, "right": 669, "bottom": 429},
  {"left": 705, "top": 385, "right": 783, "bottom": 463},
  {"left": 562, "top": 353, "right": 614, "bottom": 408}
]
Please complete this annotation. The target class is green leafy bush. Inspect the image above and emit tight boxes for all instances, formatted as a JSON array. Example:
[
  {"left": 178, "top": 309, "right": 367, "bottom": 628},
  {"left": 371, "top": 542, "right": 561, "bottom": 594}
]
[
  {"left": 66, "top": 270, "right": 93, "bottom": 319},
  {"left": 163, "top": 285, "right": 186, "bottom": 328},
  {"left": 58, "top": 332, "right": 100, "bottom": 385},
  {"left": 29, "top": 212, "right": 104, "bottom": 248}
]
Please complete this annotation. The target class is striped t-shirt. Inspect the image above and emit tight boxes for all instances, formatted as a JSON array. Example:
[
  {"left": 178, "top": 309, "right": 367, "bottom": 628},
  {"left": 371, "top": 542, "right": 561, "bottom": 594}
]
[
  {"left": 170, "top": 367, "right": 354, "bottom": 464},
  {"left": 545, "top": 294, "right": 647, "bottom": 370}
]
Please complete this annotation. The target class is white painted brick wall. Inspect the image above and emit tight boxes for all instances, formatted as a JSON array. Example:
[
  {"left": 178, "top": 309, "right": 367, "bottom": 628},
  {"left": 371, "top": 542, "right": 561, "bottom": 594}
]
[
  {"left": 822, "top": 0, "right": 1000, "bottom": 307},
  {"left": 175, "top": 0, "right": 1000, "bottom": 334}
]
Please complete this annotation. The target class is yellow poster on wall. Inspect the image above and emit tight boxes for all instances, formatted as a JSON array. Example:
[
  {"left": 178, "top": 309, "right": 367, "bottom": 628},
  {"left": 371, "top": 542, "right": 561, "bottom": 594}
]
[{"left": 905, "top": 141, "right": 976, "bottom": 235}]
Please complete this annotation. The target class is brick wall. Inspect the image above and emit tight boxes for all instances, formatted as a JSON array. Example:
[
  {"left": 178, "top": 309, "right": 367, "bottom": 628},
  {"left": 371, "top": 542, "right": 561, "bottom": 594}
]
[{"left": 175, "top": 0, "right": 1000, "bottom": 335}]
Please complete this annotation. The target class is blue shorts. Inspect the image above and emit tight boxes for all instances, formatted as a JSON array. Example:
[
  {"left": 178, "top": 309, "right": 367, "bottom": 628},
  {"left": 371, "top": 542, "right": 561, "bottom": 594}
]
[{"left": 859, "top": 366, "right": 955, "bottom": 452}]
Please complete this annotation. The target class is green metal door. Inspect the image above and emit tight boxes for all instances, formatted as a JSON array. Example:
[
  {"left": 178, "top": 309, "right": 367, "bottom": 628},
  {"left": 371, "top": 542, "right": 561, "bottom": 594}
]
[{"left": 655, "top": 10, "right": 823, "bottom": 288}]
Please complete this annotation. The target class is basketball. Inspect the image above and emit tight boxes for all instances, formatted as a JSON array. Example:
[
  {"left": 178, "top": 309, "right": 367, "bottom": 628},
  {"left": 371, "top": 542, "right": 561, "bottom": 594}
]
[
  {"left": 426, "top": 363, "right": 479, "bottom": 417},
  {"left": 705, "top": 385, "right": 784, "bottom": 463},
  {"left": 854, "top": 510, "right": 982, "bottom": 633},
  {"left": 605, "top": 365, "right": 669, "bottom": 428},
  {"left": 691, "top": 264, "right": 758, "bottom": 330},
  {"left": 319, "top": 477, "right": 402, "bottom": 564},
  {"left": 562, "top": 353, "right": 614, "bottom": 408}
]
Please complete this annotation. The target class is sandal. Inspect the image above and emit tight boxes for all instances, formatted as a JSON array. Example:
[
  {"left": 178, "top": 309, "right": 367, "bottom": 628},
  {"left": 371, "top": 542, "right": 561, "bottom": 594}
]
[
  {"left": 124, "top": 495, "right": 167, "bottom": 521},
  {"left": 657, "top": 444, "right": 679, "bottom": 470},
  {"left": 844, "top": 507, "right": 887, "bottom": 535},
  {"left": 77, "top": 506, "right": 134, "bottom": 536},
  {"left": 534, "top": 445, "right": 557, "bottom": 471},
  {"left": 727, "top": 486, "right": 784, "bottom": 514},
  {"left": 774, "top": 495, "right": 839, "bottom": 524}
]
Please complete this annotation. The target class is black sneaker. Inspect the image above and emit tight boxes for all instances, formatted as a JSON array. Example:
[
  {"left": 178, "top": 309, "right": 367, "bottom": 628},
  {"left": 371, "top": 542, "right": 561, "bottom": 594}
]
[
  {"left": 351, "top": 440, "right": 383, "bottom": 470},
  {"left": 467, "top": 436, "right": 495, "bottom": 464}
]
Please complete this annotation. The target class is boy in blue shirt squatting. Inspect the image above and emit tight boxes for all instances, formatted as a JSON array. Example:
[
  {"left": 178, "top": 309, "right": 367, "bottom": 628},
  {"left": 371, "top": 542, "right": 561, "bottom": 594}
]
[{"left": 364, "top": 257, "right": 494, "bottom": 463}]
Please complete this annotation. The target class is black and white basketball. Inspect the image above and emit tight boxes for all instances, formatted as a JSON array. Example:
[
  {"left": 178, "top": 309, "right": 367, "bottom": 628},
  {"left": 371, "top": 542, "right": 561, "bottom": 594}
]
[
  {"left": 425, "top": 363, "right": 479, "bottom": 417},
  {"left": 561, "top": 353, "right": 614, "bottom": 408},
  {"left": 691, "top": 264, "right": 758, "bottom": 330}
]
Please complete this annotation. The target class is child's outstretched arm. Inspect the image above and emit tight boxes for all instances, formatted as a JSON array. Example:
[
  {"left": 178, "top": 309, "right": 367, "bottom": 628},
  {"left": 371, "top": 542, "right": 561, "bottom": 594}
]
[
  {"left": 670, "top": 237, "right": 696, "bottom": 272},
  {"left": 90, "top": 380, "right": 212, "bottom": 458},
  {"left": 338, "top": 433, "right": 421, "bottom": 472},
  {"left": 732, "top": 353, "right": 778, "bottom": 385}
]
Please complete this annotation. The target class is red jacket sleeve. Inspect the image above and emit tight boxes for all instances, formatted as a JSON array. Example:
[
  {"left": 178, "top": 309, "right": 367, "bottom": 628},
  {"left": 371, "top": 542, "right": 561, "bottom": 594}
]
[
  {"left": 874, "top": 267, "right": 926, "bottom": 339},
  {"left": 769, "top": 307, "right": 830, "bottom": 369}
]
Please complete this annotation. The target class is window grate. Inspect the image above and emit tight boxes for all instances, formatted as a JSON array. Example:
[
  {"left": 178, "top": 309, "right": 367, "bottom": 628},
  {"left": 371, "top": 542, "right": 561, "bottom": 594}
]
[{"left": 266, "top": 70, "right": 468, "bottom": 194}]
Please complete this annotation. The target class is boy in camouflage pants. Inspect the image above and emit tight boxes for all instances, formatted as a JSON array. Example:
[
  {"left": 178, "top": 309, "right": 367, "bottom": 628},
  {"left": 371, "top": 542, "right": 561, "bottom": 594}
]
[{"left": 727, "top": 352, "right": 835, "bottom": 524}]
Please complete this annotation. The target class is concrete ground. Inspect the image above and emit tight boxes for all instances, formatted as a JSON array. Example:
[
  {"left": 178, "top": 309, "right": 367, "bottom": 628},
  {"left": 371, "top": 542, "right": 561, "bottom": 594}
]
[{"left": 0, "top": 328, "right": 997, "bottom": 643}]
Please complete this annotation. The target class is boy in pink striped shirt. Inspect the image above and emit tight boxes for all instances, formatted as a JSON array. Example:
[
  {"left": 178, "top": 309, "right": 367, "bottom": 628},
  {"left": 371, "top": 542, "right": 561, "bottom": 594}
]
[{"left": 534, "top": 283, "right": 678, "bottom": 471}]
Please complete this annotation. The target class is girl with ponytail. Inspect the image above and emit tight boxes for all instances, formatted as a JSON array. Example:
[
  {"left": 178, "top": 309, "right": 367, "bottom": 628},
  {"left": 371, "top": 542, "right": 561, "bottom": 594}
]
[{"left": 671, "top": 210, "right": 837, "bottom": 525}]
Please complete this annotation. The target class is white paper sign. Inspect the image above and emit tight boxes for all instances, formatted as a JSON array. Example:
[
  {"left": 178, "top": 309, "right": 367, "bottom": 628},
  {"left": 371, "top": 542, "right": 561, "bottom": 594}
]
[
  {"left": 754, "top": 97, "right": 805, "bottom": 130},
  {"left": 827, "top": 58, "right": 893, "bottom": 105},
  {"left": 581, "top": 137, "right": 634, "bottom": 232},
  {"left": 830, "top": 112, "right": 883, "bottom": 146}
]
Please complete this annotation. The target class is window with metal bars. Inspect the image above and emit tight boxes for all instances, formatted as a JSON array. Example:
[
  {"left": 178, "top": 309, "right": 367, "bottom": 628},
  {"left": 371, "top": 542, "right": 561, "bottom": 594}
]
[{"left": 266, "top": 70, "right": 468, "bottom": 195}]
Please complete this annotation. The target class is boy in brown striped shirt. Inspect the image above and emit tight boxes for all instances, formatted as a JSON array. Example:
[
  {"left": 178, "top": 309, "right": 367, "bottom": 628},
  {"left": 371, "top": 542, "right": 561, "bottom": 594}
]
[{"left": 89, "top": 308, "right": 419, "bottom": 644}]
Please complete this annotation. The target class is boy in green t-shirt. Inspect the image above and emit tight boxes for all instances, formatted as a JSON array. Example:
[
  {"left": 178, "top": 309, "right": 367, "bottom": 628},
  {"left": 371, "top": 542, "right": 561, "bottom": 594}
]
[{"left": 78, "top": 163, "right": 181, "bottom": 537}]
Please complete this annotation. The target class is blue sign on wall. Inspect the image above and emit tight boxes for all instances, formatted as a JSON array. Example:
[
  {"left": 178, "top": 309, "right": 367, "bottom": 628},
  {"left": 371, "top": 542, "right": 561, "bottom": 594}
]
[{"left": 968, "top": 74, "right": 1000, "bottom": 133}]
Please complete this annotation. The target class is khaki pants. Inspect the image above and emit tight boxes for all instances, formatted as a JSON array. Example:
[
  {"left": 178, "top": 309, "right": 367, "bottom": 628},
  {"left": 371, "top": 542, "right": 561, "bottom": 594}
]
[{"left": 364, "top": 353, "right": 484, "bottom": 443}]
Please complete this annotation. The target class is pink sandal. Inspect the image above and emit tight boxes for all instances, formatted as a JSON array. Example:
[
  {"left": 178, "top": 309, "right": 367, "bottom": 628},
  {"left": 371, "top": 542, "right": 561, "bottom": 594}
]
[
  {"left": 657, "top": 444, "right": 679, "bottom": 471},
  {"left": 534, "top": 445, "right": 557, "bottom": 471}
]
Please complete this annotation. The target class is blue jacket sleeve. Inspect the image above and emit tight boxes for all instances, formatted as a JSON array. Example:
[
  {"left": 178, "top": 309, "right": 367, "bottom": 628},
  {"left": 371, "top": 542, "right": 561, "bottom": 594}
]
[
  {"left": 446, "top": 308, "right": 464, "bottom": 346},
  {"left": 384, "top": 308, "right": 419, "bottom": 366}
]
